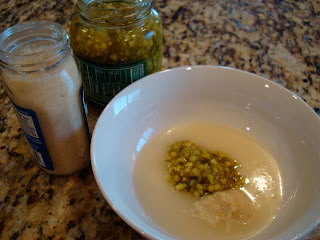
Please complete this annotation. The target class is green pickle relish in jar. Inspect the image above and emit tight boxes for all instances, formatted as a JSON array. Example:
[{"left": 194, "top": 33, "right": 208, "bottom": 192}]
[{"left": 70, "top": 0, "right": 162, "bottom": 116}]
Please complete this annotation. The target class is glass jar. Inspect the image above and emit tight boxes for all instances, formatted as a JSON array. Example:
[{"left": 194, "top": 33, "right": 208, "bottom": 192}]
[
  {"left": 70, "top": 0, "right": 163, "bottom": 117},
  {"left": 0, "top": 21, "right": 90, "bottom": 175}
]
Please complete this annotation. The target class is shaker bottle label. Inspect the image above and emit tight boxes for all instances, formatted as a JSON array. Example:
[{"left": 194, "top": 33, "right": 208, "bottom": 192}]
[
  {"left": 75, "top": 57, "right": 146, "bottom": 106},
  {"left": 10, "top": 100, "right": 54, "bottom": 171}
]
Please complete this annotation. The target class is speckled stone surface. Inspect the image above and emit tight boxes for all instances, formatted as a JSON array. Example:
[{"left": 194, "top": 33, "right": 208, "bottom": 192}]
[{"left": 0, "top": 0, "right": 319, "bottom": 239}]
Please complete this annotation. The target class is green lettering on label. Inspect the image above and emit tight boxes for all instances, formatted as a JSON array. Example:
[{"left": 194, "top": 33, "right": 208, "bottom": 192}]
[{"left": 76, "top": 57, "right": 146, "bottom": 106}]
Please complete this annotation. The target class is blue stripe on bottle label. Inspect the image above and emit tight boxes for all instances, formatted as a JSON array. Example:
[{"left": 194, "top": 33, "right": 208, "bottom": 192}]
[{"left": 11, "top": 100, "right": 54, "bottom": 171}]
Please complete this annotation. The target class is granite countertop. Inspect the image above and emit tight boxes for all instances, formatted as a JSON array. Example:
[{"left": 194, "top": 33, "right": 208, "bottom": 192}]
[{"left": 0, "top": 0, "right": 319, "bottom": 239}]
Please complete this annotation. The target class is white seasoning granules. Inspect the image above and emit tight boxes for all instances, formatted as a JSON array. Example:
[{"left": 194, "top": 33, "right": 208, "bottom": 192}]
[{"left": 2, "top": 54, "right": 90, "bottom": 175}]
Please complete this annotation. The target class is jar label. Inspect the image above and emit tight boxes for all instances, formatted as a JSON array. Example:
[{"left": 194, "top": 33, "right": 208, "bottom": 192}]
[
  {"left": 10, "top": 100, "right": 54, "bottom": 171},
  {"left": 75, "top": 57, "right": 146, "bottom": 106}
]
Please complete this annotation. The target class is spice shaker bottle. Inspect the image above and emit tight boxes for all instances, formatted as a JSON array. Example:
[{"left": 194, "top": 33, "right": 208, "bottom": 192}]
[
  {"left": 70, "top": 0, "right": 163, "bottom": 117},
  {"left": 0, "top": 21, "right": 90, "bottom": 175}
]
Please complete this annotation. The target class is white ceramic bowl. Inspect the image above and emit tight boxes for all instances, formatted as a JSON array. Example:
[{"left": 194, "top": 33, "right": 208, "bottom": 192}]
[{"left": 91, "top": 66, "right": 320, "bottom": 240}]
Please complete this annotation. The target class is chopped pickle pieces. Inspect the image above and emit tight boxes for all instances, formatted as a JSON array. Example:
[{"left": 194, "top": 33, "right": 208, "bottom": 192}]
[
  {"left": 165, "top": 141, "right": 245, "bottom": 198},
  {"left": 70, "top": 1, "right": 162, "bottom": 74}
]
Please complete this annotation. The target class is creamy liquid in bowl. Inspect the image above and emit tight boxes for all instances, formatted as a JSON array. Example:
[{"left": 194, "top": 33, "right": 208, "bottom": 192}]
[{"left": 133, "top": 122, "right": 283, "bottom": 240}]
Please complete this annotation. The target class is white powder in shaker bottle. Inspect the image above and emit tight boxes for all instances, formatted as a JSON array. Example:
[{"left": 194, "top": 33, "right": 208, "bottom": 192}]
[{"left": 0, "top": 21, "right": 90, "bottom": 175}]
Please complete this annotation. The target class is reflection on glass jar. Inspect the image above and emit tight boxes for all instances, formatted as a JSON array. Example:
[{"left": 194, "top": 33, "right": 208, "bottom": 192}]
[
  {"left": 70, "top": 0, "right": 163, "bottom": 118},
  {"left": 0, "top": 21, "right": 90, "bottom": 175}
]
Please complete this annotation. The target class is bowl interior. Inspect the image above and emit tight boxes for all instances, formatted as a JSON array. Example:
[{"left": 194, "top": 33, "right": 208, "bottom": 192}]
[{"left": 91, "top": 66, "right": 320, "bottom": 240}]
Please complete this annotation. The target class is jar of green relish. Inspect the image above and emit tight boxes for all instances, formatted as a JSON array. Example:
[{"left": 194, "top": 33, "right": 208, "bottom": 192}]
[{"left": 70, "top": 0, "right": 162, "bottom": 117}]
